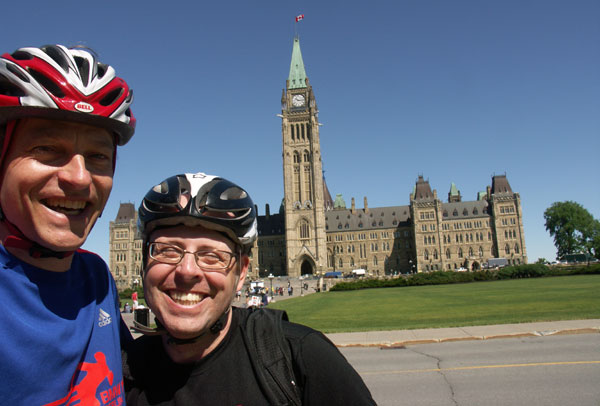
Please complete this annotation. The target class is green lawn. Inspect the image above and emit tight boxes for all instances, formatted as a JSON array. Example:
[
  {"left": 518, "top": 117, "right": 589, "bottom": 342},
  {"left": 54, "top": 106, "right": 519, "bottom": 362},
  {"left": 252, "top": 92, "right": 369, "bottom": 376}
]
[{"left": 269, "top": 275, "right": 600, "bottom": 333}]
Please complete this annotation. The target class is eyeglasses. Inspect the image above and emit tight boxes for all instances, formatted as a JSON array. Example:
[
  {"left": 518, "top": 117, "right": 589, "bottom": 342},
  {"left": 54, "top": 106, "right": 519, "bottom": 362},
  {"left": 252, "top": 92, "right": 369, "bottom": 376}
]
[{"left": 148, "top": 242, "right": 238, "bottom": 272}]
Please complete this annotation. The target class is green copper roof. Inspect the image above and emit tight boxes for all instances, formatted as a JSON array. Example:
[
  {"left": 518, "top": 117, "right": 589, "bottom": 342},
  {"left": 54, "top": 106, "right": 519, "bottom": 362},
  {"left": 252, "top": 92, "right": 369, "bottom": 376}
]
[
  {"left": 288, "top": 37, "right": 307, "bottom": 89},
  {"left": 449, "top": 182, "right": 460, "bottom": 196},
  {"left": 333, "top": 194, "right": 346, "bottom": 209},
  {"left": 477, "top": 191, "right": 487, "bottom": 201}
]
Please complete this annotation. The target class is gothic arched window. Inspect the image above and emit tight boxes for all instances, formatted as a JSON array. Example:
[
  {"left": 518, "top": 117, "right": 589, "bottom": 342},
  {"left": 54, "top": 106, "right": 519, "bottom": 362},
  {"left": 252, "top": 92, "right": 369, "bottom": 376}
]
[{"left": 299, "top": 220, "right": 310, "bottom": 240}]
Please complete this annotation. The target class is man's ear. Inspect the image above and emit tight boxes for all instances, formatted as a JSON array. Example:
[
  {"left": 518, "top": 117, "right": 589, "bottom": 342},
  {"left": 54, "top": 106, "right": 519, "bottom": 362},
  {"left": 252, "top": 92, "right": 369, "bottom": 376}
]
[{"left": 236, "top": 254, "right": 250, "bottom": 292}]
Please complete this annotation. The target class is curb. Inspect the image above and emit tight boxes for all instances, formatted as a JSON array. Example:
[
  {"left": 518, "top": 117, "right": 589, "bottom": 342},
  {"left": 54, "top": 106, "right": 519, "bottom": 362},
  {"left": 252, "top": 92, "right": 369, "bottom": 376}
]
[{"left": 335, "top": 327, "right": 600, "bottom": 348}]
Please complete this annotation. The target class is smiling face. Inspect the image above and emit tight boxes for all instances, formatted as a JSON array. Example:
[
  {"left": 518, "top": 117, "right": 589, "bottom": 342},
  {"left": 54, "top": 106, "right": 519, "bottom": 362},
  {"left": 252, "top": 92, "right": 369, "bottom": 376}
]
[
  {"left": 144, "top": 225, "right": 248, "bottom": 340},
  {"left": 0, "top": 117, "right": 114, "bottom": 251}
]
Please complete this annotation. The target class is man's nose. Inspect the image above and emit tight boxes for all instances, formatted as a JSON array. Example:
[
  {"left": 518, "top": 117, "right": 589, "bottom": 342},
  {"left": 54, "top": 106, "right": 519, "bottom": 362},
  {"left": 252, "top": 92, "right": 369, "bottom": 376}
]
[
  {"left": 175, "top": 252, "right": 204, "bottom": 280},
  {"left": 58, "top": 154, "right": 92, "bottom": 188}
]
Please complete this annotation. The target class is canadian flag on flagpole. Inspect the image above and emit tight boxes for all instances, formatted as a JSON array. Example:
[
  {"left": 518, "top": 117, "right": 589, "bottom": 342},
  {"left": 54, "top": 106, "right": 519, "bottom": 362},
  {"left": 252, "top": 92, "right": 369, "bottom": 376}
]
[{"left": 295, "top": 14, "right": 304, "bottom": 22}]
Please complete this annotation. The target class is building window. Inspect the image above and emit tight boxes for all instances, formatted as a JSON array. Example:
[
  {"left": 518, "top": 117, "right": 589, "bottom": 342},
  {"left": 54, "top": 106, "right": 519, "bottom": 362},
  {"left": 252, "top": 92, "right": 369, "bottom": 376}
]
[
  {"left": 505, "top": 244, "right": 510, "bottom": 255},
  {"left": 300, "top": 221, "right": 310, "bottom": 240}
]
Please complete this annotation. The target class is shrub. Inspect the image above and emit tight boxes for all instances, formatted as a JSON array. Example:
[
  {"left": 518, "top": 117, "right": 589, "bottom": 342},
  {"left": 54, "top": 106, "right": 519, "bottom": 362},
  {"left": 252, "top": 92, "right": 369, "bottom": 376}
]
[{"left": 328, "top": 264, "right": 598, "bottom": 292}]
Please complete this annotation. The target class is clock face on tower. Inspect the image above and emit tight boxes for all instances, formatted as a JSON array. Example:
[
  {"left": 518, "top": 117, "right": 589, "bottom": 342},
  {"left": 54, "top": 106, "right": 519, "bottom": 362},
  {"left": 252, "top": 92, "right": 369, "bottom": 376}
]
[{"left": 292, "top": 94, "right": 305, "bottom": 107}]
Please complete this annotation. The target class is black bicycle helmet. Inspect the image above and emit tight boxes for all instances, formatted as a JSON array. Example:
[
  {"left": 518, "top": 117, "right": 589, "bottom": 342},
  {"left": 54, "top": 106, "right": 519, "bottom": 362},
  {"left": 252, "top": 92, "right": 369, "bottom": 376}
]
[{"left": 138, "top": 172, "right": 258, "bottom": 253}]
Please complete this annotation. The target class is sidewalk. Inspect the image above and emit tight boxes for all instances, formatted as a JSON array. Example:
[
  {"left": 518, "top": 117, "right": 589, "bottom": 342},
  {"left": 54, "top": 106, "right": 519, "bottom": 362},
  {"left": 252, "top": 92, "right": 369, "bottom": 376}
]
[
  {"left": 121, "top": 312, "right": 599, "bottom": 347},
  {"left": 325, "top": 319, "right": 600, "bottom": 347}
]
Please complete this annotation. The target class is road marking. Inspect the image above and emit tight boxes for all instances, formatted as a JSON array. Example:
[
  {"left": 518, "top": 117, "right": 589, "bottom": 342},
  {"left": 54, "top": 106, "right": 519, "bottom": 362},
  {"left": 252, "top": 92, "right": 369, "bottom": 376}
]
[{"left": 361, "top": 361, "right": 600, "bottom": 375}]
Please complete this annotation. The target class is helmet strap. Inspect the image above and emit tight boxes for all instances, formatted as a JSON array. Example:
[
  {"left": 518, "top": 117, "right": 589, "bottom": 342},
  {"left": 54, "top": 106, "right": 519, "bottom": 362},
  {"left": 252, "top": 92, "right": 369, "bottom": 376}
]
[
  {"left": 165, "top": 307, "right": 231, "bottom": 346},
  {"left": 133, "top": 307, "right": 232, "bottom": 346},
  {"left": 1, "top": 219, "right": 74, "bottom": 259}
]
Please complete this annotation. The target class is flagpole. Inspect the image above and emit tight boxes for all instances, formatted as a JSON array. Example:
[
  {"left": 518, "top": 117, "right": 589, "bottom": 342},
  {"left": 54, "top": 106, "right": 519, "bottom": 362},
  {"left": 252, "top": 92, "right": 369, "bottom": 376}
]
[{"left": 294, "top": 14, "right": 304, "bottom": 39}]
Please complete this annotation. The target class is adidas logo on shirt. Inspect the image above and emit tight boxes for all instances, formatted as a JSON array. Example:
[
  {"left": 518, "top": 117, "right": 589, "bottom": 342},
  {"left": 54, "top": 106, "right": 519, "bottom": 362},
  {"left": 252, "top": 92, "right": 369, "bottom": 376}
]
[{"left": 98, "top": 308, "right": 112, "bottom": 327}]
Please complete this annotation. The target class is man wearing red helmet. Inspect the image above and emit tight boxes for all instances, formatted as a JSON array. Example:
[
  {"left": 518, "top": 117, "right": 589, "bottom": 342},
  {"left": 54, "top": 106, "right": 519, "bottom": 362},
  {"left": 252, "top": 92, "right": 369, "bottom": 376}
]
[
  {"left": 123, "top": 172, "right": 376, "bottom": 405},
  {"left": 0, "top": 45, "right": 135, "bottom": 404}
]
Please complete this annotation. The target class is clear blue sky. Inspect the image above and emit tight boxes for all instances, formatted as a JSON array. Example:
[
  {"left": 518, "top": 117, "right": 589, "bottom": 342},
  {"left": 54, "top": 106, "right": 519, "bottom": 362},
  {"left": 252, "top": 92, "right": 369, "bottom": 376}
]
[{"left": 2, "top": 1, "right": 598, "bottom": 263}]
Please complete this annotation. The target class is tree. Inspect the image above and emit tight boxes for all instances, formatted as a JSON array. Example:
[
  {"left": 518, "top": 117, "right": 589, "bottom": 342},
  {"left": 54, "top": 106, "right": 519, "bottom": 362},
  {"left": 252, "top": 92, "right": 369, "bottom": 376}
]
[
  {"left": 586, "top": 220, "right": 600, "bottom": 260},
  {"left": 543, "top": 201, "right": 600, "bottom": 260}
]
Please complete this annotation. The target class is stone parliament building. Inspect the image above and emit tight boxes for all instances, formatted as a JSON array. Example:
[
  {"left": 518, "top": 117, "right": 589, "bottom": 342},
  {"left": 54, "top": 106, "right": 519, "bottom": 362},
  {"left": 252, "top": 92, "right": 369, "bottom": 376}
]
[{"left": 109, "top": 37, "right": 527, "bottom": 290}]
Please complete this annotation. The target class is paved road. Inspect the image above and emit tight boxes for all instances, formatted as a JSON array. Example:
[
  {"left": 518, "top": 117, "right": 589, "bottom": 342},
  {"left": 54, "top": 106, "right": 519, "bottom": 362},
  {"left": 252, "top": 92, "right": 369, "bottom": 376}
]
[{"left": 341, "top": 333, "right": 600, "bottom": 406}]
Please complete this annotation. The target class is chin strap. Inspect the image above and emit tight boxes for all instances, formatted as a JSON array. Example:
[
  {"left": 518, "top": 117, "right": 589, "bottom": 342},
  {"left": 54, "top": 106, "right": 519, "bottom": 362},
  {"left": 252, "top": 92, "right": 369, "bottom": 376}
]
[
  {"left": 132, "top": 307, "right": 231, "bottom": 346},
  {"left": 1, "top": 218, "right": 75, "bottom": 259}
]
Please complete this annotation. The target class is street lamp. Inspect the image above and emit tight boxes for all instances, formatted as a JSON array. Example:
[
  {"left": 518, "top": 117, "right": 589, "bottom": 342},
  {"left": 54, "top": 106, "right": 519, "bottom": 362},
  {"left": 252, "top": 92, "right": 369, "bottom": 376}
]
[{"left": 268, "top": 273, "right": 274, "bottom": 300}]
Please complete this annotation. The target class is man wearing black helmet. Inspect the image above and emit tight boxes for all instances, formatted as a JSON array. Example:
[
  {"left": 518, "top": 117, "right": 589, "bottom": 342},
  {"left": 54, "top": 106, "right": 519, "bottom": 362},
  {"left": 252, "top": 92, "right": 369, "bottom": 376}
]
[
  {"left": 0, "top": 45, "right": 135, "bottom": 404},
  {"left": 124, "top": 172, "right": 376, "bottom": 405}
]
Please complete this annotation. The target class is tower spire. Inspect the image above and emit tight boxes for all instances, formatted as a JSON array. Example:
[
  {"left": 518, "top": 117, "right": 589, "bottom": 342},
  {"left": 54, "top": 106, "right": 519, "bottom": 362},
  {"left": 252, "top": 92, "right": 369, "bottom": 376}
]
[{"left": 288, "top": 37, "right": 307, "bottom": 90}]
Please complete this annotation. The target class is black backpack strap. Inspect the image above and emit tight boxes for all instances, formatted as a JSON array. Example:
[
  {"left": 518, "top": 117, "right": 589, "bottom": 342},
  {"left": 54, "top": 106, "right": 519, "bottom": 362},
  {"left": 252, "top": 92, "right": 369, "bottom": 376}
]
[{"left": 241, "top": 308, "right": 302, "bottom": 406}]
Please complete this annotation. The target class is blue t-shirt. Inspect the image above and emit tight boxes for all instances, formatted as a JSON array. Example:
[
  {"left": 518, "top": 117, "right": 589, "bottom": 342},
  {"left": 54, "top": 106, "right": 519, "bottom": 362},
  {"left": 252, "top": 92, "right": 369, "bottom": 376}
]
[{"left": 0, "top": 245, "right": 127, "bottom": 406}]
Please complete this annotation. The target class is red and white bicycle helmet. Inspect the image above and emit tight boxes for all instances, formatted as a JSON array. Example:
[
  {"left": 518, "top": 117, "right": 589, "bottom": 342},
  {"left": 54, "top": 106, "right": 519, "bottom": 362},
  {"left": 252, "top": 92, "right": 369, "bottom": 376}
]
[
  {"left": 139, "top": 172, "right": 258, "bottom": 254},
  {"left": 0, "top": 44, "right": 135, "bottom": 145}
]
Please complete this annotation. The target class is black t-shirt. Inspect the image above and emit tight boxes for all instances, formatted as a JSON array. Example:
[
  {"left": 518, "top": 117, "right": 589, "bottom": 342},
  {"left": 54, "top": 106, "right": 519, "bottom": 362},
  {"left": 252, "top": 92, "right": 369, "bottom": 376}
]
[{"left": 124, "top": 307, "right": 376, "bottom": 405}]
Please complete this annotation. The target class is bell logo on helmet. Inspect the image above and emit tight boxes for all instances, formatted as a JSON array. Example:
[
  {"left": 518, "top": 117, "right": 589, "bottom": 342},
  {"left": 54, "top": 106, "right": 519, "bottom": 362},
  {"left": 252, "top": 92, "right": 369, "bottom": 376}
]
[{"left": 75, "top": 101, "right": 94, "bottom": 113}]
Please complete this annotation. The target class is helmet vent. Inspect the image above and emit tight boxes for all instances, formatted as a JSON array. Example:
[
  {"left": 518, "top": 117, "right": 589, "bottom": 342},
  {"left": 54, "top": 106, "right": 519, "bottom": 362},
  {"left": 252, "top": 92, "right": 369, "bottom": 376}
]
[
  {"left": 41, "top": 46, "right": 70, "bottom": 72},
  {"left": 6, "top": 64, "right": 29, "bottom": 83},
  {"left": 97, "top": 63, "right": 108, "bottom": 79},
  {"left": 27, "top": 69, "right": 65, "bottom": 98},
  {"left": 221, "top": 187, "right": 247, "bottom": 200},
  {"left": 11, "top": 51, "right": 33, "bottom": 61},
  {"left": 0, "top": 74, "right": 25, "bottom": 97},
  {"left": 99, "top": 87, "right": 123, "bottom": 107},
  {"left": 74, "top": 56, "right": 90, "bottom": 87}
]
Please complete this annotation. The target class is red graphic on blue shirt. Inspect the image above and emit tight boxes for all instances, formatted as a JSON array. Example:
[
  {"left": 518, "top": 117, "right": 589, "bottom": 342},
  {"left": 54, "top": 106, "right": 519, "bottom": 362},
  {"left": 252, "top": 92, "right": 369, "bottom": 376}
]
[{"left": 43, "top": 352, "right": 123, "bottom": 406}]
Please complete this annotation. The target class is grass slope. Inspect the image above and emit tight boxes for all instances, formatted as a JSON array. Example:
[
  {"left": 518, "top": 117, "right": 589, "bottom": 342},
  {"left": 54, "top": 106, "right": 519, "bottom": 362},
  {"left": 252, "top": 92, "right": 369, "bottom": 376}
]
[{"left": 269, "top": 275, "right": 600, "bottom": 333}]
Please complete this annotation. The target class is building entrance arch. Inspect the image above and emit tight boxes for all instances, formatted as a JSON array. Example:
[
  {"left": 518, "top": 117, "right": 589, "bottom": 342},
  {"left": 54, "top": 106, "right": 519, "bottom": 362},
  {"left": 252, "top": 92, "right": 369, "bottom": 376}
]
[{"left": 300, "top": 259, "right": 314, "bottom": 276}]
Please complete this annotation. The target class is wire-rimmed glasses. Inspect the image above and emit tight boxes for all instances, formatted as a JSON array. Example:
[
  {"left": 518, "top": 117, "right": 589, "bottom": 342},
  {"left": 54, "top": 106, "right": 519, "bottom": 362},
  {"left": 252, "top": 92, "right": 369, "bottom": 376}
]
[{"left": 148, "top": 242, "right": 238, "bottom": 272}]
